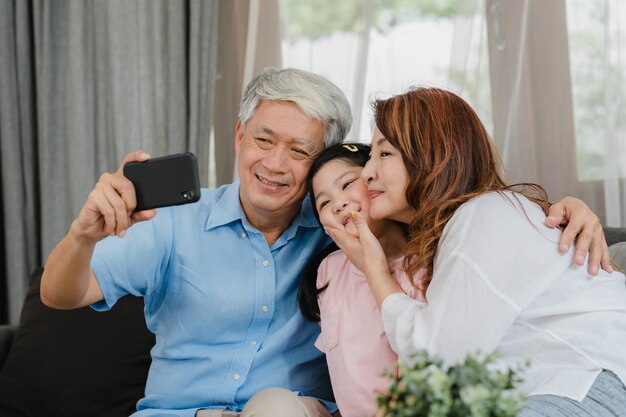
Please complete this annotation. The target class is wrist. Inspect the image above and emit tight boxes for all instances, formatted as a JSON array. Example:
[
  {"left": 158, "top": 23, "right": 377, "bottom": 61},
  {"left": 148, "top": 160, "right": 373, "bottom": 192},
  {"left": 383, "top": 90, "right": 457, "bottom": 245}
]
[
  {"left": 365, "top": 269, "right": 403, "bottom": 307},
  {"left": 69, "top": 219, "right": 101, "bottom": 246}
]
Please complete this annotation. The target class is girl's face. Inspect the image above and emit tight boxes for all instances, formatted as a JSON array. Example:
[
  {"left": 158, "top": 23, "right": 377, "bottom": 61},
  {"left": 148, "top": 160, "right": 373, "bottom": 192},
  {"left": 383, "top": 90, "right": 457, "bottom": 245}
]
[
  {"left": 361, "top": 128, "right": 415, "bottom": 224},
  {"left": 312, "top": 159, "right": 379, "bottom": 238}
]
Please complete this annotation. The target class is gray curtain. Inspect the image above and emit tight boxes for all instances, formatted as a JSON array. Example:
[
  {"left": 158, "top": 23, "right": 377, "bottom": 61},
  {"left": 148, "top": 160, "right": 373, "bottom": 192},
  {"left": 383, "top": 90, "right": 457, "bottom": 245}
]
[
  {"left": 213, "top": 0, "right": 281, "bottom": 186},
  {"left": 0, "top": 0, "right": 219, "bottom": 324}
]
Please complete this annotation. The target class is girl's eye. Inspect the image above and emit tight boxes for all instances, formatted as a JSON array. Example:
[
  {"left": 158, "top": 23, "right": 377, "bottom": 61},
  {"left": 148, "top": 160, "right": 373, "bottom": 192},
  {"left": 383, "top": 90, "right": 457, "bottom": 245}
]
[
  {"left": 318, "top": 200, "right": 330, "bottom": 210},
  {"left": 342, "top": 179, "right": 356, "bottom": 190}
]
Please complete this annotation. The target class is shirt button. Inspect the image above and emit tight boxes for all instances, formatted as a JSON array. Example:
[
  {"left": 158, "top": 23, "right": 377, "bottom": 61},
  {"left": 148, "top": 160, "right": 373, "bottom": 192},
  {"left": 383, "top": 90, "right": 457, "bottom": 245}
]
[
  {"left": 233, "top": 373, "right": 240, "bottom": 381},
  {"left": 261, "top": 305, "right": 269, "bottom": 313},
  {"left": 250, "top": 340, "right": 257, "bottom": 346},
  {"left": 240, "top": 232, "right": 247, "bottom": 238},
  {"left": 262, "top": 259, "right": 269, "bottom": 267}
]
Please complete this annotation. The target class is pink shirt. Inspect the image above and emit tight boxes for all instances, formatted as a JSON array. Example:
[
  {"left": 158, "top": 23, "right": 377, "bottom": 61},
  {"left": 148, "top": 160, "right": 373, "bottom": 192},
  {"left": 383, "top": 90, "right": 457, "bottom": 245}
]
[{"left": 315, "top": 250, "right": 427, "bottom": 417}]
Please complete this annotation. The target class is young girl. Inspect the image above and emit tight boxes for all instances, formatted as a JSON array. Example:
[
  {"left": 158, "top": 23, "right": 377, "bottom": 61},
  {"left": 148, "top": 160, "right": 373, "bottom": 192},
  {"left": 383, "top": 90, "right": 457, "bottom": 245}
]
[
  {"left": 327, "top": 87, "right": 626, "bottom": 417},
  {"left": 299, "top": 143, "right": 427, "bottom": 417}
]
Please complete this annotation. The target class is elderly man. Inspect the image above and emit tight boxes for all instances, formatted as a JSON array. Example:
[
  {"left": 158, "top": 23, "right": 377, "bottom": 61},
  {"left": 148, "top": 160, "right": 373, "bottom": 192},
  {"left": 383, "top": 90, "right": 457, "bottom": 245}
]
[{"left": 40, "top": 68, "right": 609, "bottom": 417}]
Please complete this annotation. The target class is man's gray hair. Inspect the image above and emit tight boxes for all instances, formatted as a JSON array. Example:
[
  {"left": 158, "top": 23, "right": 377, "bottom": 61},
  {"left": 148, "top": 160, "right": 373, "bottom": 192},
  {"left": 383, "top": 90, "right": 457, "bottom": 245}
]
[{"left": 238, "top": 68, "right": 353, "bottom": 146}]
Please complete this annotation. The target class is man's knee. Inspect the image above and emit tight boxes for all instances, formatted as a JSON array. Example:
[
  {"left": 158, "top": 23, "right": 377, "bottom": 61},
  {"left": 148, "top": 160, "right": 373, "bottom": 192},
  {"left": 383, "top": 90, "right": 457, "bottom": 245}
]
[{"left": 241, "top": 387, "right": 330, "bottom": 417}]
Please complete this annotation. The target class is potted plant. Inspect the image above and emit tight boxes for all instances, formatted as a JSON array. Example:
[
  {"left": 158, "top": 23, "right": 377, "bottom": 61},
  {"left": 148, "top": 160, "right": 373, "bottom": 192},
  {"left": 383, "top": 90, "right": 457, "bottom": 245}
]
[{"left": 377, "top": 349, "right": 527, "bottom": 417}]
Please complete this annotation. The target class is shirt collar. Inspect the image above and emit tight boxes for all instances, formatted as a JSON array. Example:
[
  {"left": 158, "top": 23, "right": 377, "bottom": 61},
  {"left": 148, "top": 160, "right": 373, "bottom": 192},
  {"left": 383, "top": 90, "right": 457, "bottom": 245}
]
[
  {"left": 205, "top": 179, "right": 321, "bottom": 232},
  {"left": 205, "top": 180, "right": 245, "bottom": 230}
]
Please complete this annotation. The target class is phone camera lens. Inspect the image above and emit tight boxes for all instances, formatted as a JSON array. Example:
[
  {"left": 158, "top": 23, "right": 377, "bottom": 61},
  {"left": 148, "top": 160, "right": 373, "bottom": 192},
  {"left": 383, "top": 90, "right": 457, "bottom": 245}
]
[{"left": 182, "top": 190, "right": 194, "bottom": 200}]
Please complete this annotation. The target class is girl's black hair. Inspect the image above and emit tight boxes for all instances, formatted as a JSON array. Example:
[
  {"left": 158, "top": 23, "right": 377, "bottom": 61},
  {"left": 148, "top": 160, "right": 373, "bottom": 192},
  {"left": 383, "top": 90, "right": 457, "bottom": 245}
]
[{"left": 298, "top": 142, "right": 371, "bottom": 322}]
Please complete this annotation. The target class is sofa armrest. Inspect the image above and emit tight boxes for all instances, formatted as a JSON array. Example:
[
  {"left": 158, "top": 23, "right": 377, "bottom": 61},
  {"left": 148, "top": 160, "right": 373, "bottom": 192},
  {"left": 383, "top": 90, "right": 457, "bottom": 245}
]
[{"left": 0, "top": 325, "right": 18, "bottom": 371}]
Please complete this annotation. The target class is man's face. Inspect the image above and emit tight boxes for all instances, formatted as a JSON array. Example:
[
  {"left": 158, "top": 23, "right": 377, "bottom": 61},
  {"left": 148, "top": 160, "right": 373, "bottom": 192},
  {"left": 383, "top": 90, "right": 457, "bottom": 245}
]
[{"left": 235, "top": 100, "right": 327, "bottom": 227}]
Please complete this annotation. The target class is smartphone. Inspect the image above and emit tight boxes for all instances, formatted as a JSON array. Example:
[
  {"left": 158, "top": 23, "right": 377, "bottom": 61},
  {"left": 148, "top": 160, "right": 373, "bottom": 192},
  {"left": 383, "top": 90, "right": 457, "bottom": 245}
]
[{"left": 123, "top": 152, "right": 201, "bottom": 211}]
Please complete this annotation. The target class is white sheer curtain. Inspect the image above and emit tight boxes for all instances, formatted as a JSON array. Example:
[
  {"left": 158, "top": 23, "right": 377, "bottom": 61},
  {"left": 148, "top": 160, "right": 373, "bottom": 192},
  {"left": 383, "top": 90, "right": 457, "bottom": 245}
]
[
  {"left": 280, "top": 1, "right": 490, "bottom": 141},
  {"left": 279, "top": 0, "right": 625, "bottom": 227},
  {"left": 567, "top": 0, "right": 626, "bottom": 227},
  {"left": 488, "top": 0, "right": 625, "bottom": 226}
]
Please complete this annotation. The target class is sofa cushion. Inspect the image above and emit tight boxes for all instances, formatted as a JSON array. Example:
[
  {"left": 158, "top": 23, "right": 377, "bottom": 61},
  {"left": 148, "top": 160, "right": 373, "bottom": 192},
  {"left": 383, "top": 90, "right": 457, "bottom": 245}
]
[
  {"left": 0, "top": 324, "right": 17, "bottom": 371},
  {"left": 609, "top": 242, "right": 626, "bottom": 272},
  {"left": 605, "top": 227, "right": 626, "bottom": 247},
  {"left": 0, "top": 268, "right": 154, "bottom": 417}
]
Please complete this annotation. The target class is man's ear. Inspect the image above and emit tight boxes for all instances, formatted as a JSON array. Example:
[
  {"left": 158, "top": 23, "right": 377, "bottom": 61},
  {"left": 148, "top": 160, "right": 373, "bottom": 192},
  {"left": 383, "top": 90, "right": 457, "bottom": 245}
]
[{"left": 234, "top": 120, "right": 244, "bottom": 156}]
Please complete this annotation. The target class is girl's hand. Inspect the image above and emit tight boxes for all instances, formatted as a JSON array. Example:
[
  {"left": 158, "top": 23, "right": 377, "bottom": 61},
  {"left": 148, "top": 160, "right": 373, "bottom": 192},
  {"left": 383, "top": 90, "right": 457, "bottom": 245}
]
[
  {"left": 325, "top": 211, "right": 387, "bottom": 275},
  {"left": 325, "top": 211, "right": 403, "bottom": 307}
]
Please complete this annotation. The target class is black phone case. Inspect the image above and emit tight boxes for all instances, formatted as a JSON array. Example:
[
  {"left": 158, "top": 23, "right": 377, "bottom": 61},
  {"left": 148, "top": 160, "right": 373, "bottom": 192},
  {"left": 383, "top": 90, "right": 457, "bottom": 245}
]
[{"left": 123, "top": 152, "right": 201, "bottom": 211}]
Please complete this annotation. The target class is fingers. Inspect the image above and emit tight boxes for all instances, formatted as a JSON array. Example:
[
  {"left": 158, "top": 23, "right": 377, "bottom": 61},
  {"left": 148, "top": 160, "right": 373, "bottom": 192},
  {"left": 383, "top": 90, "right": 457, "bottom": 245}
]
[
  {"left": 544, "top": 214, "right": 563, "bottom": 229},
  {"left": 551, "top": 196, "right": 612, "bottom": 275},
  {"left": 568, "top": 215, "right": 602, "bottom": 275},
  {"left": 324, "top": 224, "right": 353, "bottom": 252},
  {"left": 98, "top": 150, "right": 152, "bottom": 235},
  {"left": 131, "top": 209, "right": 157, "bottom": 225},
  {"left": 546, "top": 201, "right": 574, "bottom": 253},
  {"left": 117, "top": 150, "right": 151, "bottom": 173},
  {"left": 557, "top": 213, "right": 585, "bottom": 254},
  {"left": 546, "top": 199, "right": 568, "bottom": 228},
  {"left": 96, "top": 173, "right": 135, "bottom": 236},
  {"left": 601, "top": 249, "right": 614, "bottom": 274},
  {"left": 585, "top": 243, "right": 601, "bottom": 276},
  {"left": 72, "top": 151, "right": 155, "bottom": 242},
  {"left": 326, "top": 211, "right": 367, "bottom": 246},
  {"left": 586, "top": 225, "right": 612, "bottom": 275},
  {"left": 348, "top": 210, "right": 375, "bottom": 239}
]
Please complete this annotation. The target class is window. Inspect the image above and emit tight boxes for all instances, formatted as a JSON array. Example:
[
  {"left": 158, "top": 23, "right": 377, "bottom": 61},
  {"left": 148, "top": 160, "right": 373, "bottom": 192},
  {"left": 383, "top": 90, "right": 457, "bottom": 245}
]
[
  {"left": 280, "top": 0, "right": 491, "bottom": 141},
  {"left": 567, "top": 0, "right": 626, "bottom": 181}
]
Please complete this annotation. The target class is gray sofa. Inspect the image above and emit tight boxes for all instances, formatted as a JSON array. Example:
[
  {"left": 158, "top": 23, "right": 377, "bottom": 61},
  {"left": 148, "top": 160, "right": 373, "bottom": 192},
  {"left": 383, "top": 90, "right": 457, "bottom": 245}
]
[
  {"left": 0, "top": 268, "right": 154, "bottom": 417},
  {"left": 0, "top": 228, "right": 625, "bottom": 417}
]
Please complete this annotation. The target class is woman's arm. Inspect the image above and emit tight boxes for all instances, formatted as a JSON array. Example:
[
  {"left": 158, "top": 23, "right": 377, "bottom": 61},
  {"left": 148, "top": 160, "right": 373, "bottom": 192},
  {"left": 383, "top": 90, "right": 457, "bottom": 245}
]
[
  {"left": 327, "top": 208, "right": 521, "bottom": 361},
  {"left": 329, "top": 195, "right": 577, "bottom": 362}
]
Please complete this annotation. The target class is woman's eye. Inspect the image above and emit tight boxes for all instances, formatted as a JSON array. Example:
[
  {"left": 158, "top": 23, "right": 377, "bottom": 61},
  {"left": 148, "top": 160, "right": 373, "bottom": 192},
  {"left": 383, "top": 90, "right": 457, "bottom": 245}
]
[{"left": 380, "top": 151, "right": 391, "bottom": 157}]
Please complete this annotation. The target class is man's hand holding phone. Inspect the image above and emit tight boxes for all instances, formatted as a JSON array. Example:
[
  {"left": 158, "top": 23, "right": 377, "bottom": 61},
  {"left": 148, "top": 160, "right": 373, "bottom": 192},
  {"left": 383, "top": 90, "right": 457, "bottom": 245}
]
[{"left": 71, "top": 151, "right": 157, "bottom": 242}]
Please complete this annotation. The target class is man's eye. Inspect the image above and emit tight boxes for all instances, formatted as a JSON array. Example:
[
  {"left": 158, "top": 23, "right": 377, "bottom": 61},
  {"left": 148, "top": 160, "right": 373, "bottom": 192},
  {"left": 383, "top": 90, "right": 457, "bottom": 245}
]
[
  {"left": 255, "top": 138, "right": 272, "bottom": 148},
  {"left": 291, "top": 148, "right": 309, "bottom": 160}
]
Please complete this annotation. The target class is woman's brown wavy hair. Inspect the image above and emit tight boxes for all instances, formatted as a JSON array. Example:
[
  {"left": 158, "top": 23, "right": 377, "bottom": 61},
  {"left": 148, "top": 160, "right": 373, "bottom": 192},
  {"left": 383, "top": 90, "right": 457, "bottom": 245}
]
[{"left": 373, "top": 87, "right": 549, "bottom": 284}]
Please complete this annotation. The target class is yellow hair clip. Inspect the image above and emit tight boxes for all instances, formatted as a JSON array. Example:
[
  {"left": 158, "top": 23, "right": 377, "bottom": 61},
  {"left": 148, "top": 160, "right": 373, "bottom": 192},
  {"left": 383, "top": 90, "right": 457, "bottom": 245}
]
[{"left": 342, "top": 144, "right": 359, "bottom": 152}]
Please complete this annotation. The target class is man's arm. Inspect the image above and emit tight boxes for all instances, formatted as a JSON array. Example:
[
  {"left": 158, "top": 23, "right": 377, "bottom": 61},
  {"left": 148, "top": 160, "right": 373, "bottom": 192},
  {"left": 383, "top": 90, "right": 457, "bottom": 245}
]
[
  {"left": 546, "top": 196, "right": 612, "bottom": 276},
  {"left": 40, "top": 151, "right": 156, "bottom": 310}
]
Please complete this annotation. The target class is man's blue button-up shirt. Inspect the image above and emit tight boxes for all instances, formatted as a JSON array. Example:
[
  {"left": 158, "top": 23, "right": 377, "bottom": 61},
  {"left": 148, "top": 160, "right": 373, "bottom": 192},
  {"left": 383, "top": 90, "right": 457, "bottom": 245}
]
[{"left": 91, "top": 180, "right": 333, "bottom": 417}]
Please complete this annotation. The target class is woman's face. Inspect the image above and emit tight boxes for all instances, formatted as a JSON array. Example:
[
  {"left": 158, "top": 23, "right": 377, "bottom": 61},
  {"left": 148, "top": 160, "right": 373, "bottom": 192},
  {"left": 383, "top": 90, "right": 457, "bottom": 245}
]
[{"left": 361, "top": 128, "right": 415, "bottom": 224}]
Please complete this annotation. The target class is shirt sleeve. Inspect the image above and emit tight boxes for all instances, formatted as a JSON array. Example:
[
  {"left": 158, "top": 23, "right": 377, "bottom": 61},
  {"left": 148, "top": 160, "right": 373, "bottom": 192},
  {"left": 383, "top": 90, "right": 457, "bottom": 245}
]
[
  {"left": 90, "top": 207, "right": 174, "bottom": 311},
  {"left": 381, "top": 193, "right": 575, "bottom": 363},
  {"left": 315, "top": 256, "right": 338, "bottom": 353},
  {"left": 395, "top": 265, "right": 427, "bottom": 302},
  {"left": 316, "top": 258, "right": 331, "bottom": 291}
]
